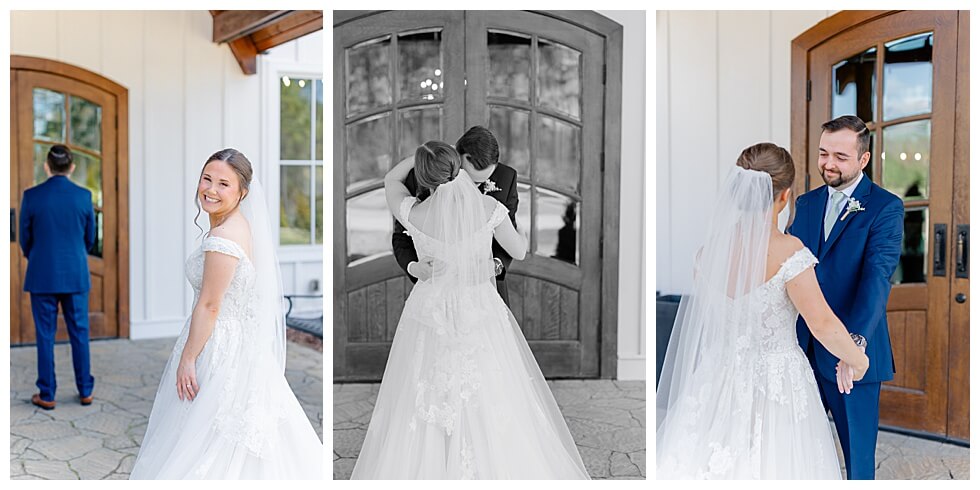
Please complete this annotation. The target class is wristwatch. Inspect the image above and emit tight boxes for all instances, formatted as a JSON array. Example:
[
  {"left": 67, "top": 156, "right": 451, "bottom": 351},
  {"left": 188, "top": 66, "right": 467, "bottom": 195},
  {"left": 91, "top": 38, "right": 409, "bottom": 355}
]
[
  {"left": 850, "top": 333, "right": 867, "bottom": 348},
  {"left": 493, "top": 257, "right": 504, "bottom": 277}
]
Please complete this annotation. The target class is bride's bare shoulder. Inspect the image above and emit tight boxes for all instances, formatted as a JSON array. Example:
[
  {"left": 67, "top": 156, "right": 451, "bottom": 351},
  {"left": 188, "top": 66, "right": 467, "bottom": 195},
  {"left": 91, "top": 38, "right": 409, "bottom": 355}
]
[{"left": 769, "top": 233, "right": 805, "bottom": 263}]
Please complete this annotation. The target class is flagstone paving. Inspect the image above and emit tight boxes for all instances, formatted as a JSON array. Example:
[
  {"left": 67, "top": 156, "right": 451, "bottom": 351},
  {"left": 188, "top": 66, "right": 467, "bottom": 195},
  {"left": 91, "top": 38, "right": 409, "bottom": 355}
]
[
  {"left": 333, "top": 379, "right": 647, "bottom": 480},
  {"left": 10, "top": 337, "right": 322, "bottom": 480}
]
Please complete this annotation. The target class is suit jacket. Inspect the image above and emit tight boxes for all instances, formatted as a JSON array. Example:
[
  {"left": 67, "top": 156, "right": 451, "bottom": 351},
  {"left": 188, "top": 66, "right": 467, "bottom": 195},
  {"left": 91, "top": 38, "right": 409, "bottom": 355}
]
[
  {"left": 392, "top": 164, "right": 519, "bottom": 283},
  {"left": 787, "top": 175, "right": 904, "bottom": 384},
  {"left": 19, "top": 175, "right": 96, "bottom": 294}
]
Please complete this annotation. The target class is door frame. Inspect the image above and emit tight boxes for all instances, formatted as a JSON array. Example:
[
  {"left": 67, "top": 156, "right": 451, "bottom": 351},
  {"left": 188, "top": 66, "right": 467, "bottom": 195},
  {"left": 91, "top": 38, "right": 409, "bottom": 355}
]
[
  {"left": 332, "top": 10, "right": 622, "bottom": 378},
  {"left": 790, "top": 11, "right": 970, "bottom": 441},
  {"left": 10, "top": 55, "right": 130, "bottom": 341}
]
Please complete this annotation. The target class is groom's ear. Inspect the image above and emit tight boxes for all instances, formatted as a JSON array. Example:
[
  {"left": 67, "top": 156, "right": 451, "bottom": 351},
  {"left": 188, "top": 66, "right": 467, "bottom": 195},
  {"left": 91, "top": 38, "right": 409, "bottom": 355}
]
[{"left": 859, "top": 151, "right": 871, "bottom": 168}]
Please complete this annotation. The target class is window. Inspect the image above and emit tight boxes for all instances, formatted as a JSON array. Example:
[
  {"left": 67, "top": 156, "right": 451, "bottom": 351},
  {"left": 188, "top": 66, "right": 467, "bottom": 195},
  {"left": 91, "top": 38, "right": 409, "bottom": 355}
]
[{"left": 279, "top": 76, "right": 323, "bottom": 245}]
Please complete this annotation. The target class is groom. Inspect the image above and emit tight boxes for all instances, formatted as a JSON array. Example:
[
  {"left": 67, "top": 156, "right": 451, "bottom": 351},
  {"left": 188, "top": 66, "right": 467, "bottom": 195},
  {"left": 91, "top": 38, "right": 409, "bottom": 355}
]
[
  {"left": 392, "top": 126, "right": 519, "bottom": 305},
  {"left": 19, "top": 144, "right": 97, "bottom": 410},
  {"left": 787, "top": 115, "right": 904, "bottom": 479}
]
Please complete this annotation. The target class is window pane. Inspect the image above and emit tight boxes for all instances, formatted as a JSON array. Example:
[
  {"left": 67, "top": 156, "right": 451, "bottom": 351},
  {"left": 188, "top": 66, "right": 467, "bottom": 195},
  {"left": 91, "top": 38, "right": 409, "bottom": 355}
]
[
  {"left": 399, "top": 30, "right": 442, "bottom": 102},
  {"left": 516, "top": 182, "right": 532, "bottom": 249},
  {"left": 536, "top": 115, "right": 581, "bottom": 194},
  {"left": 69, "top": 96, "right": 102, "bottom": 153},
  {"left": 489, "top": 106, "right": 530, "bottom": 179},
  {"left": 538, "top": 38, "right": 581, "bottom": 119},
  {"left": 892, "top": 207, "right": 928, "bottom": 284},
  {"left": 33, "top": 88, "right": 65, "bottom": 142},
  {"left": 832, "top": 47, "right": 876, "bottom": 123},
  {"left": 316, "top": 79, "right": 324, "bottom": 160},
  {"left": 281, "top": 77, "right": 312, "bottom": 160},
  {"left": 882, "top": 120, "right": 930, "bottom": 200},
  {"left": 488, "top": 30, "right": 531, "bottom": 101},
  {"left": 281, "top": 166, "right": 312, "bottom": 245},
  {"left": 315, "top": 165, "right": 323, "bottom": 244},
  {"left": 398, "top": 107, "right": 441, "bottom": 162},
  {"left": 347, "top": 188, "right": 391, "bottom": 265},
  {"left": 884, "top": 33, "right": 933, "bottom": 120},
  {"left": 536, "top": 189, "right": 579, "bottom": 265},
  {"left": 347, "top": 36, "right": 392, "bottom": 115},
  {"left": 346, "top": 113, "right": 391, "bottom": 192},
  {"left": 73, "top": 152, "right": 103, "bottom": 257},
  {"left": 32, "top": 142, "right": 54, "bottom": 185}
]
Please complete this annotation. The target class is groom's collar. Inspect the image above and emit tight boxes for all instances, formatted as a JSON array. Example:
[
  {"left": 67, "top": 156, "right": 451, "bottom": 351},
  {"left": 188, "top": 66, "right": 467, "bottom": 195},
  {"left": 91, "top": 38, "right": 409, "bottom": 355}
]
[{"left": 827, "top": 172, "right": 864, "bottom": 200}]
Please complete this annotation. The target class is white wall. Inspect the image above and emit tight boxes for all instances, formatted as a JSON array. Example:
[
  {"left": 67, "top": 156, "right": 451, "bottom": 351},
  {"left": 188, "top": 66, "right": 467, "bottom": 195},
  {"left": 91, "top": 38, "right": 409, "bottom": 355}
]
[
  {"left": 598, "top": 11, "right": 645, "bottom": 380},
  {"left": 11, "top": 11, "right": 323, "bottom": 339},
  {"left": 656, "top": 10, "right": 833, "bottom": 295}
]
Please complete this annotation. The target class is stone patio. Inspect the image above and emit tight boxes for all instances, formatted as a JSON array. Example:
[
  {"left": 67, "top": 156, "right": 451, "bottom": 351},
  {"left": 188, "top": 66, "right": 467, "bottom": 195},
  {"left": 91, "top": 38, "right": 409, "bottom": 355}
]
[
  {"left": 333, "top": 379, "right": 647, "bottom": 479},
  {"left": 10, "top": 337, "right": 323, "bottom": 480}
]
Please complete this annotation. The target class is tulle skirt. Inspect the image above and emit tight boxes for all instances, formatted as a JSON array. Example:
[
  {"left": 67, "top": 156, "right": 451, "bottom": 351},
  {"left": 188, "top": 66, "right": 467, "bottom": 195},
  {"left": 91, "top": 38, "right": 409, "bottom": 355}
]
[
  {"left": 657, "top": 347, "right": 841, "bottom": 479},
  {"left": 351, "top": 281, "right": 590, "bottom": 479},
  {"left": 130, "top": 318, "right": 322, "bottom": 479}
]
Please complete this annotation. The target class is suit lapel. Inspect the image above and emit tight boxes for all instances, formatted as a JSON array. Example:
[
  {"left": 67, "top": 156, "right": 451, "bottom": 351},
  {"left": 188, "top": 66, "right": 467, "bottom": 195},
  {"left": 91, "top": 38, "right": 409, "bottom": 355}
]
[
  {"left": 802, "top": 187, "right": 825, "bottom": 256},
  {"left": 820, "top": 175, "right": 872, "bottom": 260}
]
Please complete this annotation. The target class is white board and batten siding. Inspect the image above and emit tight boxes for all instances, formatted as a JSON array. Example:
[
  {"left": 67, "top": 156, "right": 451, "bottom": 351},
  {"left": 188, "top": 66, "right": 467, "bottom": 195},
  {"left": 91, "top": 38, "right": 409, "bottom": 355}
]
[
  {"left": 657, "top": 11, "right": 834, "bottom": 296},
  {"left": 11, "top": 11, "right": 324, "bottom": 339}
]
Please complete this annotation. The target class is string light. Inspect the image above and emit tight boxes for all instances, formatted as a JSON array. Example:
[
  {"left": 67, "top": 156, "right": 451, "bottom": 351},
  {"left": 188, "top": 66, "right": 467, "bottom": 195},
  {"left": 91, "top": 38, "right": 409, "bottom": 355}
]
[
  {"left": 282, "top": 76, "right": 291, "bottom": 87},
  {"left": 900, "top": 152, "right": 907, "bottom": 161},
  {"left": 914, "top": 153, "right": 922, "bottom": 161},
  {"left": 434, "top": 69, "right": 442, "bottom": 76},
  {"left": 298, "top": 80, "right": 306, "bottom": 88}
]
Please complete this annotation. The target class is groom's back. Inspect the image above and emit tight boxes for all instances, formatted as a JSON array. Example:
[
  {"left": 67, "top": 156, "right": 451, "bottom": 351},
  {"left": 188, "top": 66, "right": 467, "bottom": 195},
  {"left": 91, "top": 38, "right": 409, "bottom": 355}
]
[{"left": 21, "top": 176, "right": 95, "bottom": 293}]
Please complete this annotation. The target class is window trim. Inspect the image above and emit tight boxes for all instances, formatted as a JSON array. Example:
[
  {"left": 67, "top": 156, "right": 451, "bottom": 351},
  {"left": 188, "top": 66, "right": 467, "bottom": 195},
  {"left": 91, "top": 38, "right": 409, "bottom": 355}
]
[{"left": 260, "top": 57, "right": 323, "bottom": 261}]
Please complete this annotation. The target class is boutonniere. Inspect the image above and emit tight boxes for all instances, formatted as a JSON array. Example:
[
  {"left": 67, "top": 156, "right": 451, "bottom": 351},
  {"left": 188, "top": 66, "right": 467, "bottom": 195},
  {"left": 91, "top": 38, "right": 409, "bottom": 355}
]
[
  {"left": 481, "top": 179, "right": 501, "bottom": 194},
  {"left": 840, "top": 197, "right": 866, "bottom": 221}
]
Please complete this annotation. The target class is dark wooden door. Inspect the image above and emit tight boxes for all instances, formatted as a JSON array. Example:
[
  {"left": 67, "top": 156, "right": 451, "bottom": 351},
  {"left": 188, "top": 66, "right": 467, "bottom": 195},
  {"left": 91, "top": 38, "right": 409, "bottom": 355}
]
[
  {"left": 334, "top": 11, "right": 466, "bottom": 379},
  {"left": 334, "top": 11, "right": 613, "bottom": 380},
  {"left": 796, "top": 10, "right": 969, "bottom": 439},
  {"left": 10, "top": 58, "right": 128, "bottom": 344},
  {"left": 465, "top": 11, "right": 604, "bottom": 377}
]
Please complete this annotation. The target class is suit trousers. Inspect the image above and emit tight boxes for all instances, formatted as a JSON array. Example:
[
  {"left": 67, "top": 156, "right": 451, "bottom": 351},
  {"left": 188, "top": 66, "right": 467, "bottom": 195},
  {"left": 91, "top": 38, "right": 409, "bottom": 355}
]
[{"left": 30, "top": 292, "right": 95, "bottom": 402}]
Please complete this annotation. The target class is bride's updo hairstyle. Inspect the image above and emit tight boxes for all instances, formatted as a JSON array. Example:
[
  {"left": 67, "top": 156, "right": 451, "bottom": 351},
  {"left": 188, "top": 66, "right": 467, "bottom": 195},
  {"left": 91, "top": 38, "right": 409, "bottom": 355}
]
[
  {"left": 735, "top": 142, "right": 795, "bottom": 201},
  {"left": 414, "top": 141, "right": 461, "bottom": 196},
  {"left": 194, "top": 148, "right": 254, "bottom": 234}
]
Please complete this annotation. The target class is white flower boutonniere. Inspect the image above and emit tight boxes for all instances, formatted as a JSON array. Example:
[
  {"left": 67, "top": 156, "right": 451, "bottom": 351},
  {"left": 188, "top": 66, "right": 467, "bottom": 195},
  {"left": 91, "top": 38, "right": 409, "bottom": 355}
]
[
  {"left": 840, "top": 197, "right": 866, "bottom": 221},
  {"left": 481, "top": 179, "right": 501, "bottom": 194}
]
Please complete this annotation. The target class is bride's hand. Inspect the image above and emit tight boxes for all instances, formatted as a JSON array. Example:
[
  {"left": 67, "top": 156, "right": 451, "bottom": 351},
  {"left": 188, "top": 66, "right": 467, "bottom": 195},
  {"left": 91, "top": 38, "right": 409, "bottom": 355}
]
[
  {"left": 836, "top": 360, "right": 854, "bottom": 394},
  {"left": 176, "top": 357, "right": 200, "bottom": 402}
]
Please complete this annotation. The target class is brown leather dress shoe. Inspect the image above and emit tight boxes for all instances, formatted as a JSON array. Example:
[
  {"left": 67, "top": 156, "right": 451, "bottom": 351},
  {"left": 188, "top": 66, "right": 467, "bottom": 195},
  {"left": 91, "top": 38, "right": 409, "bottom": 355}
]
[
  {"left": 80, "top": 394, "right": 94, "bottom": 406},
  {"left": 31, "top": 394, "right": 56, "bottom": 410}
]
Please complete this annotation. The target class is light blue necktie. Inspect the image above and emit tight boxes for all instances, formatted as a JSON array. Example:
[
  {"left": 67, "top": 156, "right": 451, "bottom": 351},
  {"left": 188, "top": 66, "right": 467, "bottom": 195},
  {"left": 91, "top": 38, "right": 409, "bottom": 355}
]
[{"left": 824, "top": 191, "right": 845, "bottom": 240}]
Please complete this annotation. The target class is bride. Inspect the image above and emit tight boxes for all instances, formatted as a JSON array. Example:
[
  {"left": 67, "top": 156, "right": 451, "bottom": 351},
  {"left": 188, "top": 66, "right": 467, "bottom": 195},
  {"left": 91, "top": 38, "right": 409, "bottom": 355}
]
[
  {"left": 130, "top": 149, "right": 322, "bottom": 479},
  {"left": 350, "top": 141, "right": 590, "bottom": 479},
  {"left": 656, "top": 143, "right": 869, "bottom": 479}
]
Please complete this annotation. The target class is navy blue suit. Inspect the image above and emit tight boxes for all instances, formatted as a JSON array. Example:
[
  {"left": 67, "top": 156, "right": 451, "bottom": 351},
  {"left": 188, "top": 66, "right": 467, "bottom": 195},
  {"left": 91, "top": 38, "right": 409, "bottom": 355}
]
[
  {"left": 19, "top": 174, "right": 97, "bottom": 402},
  {"left": 787, "top": 175, "right": 903, "bottom": 479}
]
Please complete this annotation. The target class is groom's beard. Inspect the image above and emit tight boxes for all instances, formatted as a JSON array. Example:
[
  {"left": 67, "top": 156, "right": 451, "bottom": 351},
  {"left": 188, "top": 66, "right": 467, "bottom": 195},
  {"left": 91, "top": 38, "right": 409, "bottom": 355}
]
[{"left": 821, "top": 167, "right": 860, "bottom": 188}]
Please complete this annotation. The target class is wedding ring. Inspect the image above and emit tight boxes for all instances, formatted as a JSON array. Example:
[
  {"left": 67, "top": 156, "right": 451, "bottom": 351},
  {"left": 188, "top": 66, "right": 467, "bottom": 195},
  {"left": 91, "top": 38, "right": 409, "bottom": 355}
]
[{"left": 186, "top": 384, "right": 192, "bottom": 388}]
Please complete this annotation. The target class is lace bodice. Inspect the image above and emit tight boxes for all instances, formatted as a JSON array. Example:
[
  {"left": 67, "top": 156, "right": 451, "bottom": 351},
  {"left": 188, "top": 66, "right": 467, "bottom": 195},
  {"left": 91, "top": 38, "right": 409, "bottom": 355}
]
[
  {"left": 752, "top": 247, "right": 818, "bottom": 353},
  {"left": 398, "top": 196, "right": 509, "bottom": 266},
  {"left": 185, "top": 235, "right": 256, "bottom": 323}
]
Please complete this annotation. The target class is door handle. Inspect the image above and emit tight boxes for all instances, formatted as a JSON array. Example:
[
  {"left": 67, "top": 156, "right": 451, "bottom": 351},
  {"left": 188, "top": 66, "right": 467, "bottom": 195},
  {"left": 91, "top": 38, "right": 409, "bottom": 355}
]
[
  {"left": 956, "top": 224, "right": 969, "bottom": 279},
  {"left": 933, "top": 224, "right": 947, "bottom": 277},
  {"left": 10, "top": 208, "right": 14, "bottom": 243}
]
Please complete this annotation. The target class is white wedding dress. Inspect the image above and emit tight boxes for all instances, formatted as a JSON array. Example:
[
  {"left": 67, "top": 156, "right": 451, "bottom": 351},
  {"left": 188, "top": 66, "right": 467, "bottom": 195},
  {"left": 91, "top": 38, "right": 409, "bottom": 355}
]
[
  {"left": 350, "top": 177, "right": 589, "bottom": 479},
  {"left": 657, "top": 247, "right": 841, "bottom": 479},
  {"left": 131, "top": 181, "right": 322, "bottom": 479},
  {"left": 656, "top": 166, "right": 840, "bottom": 479}
]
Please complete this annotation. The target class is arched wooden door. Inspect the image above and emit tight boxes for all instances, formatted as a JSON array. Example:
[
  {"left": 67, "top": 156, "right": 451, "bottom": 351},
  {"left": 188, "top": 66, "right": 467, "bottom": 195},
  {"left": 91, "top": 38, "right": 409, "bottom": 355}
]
[
  {"left": 334, "top": 11, "right": 621, "bottom": 381},
  {"left": 10, "top": 56, "right": 130, "bottom": 345},
  {"left": 792, "top": 11, "right": 969, "bottom": 440}
]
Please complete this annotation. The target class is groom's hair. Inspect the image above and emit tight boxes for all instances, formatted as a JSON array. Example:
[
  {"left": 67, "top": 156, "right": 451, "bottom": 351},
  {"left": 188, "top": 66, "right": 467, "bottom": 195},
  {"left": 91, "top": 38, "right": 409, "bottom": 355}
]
[
  {"left": 455, "top": 126, "right": 499, "bottom": 171},
  {"left": 46, "top": 145, "right": 74, "bottom": 174},
  {"left": 821, "top": 115, "right": 871, "bottom": 157}
]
